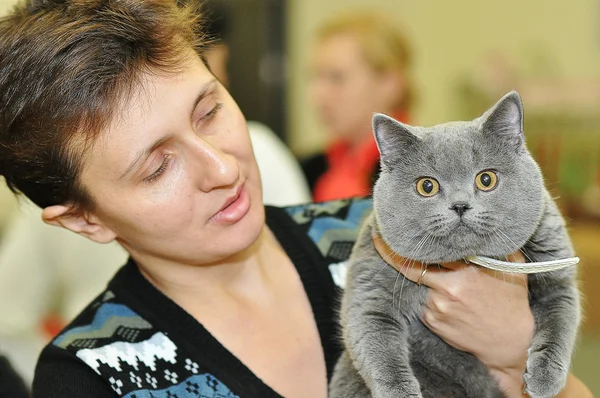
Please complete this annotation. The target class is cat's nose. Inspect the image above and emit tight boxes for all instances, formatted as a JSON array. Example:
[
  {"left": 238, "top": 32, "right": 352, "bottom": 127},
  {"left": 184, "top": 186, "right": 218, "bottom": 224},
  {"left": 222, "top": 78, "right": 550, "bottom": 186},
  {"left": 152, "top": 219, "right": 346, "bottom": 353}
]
[{"left": 450, "top": 202, "right": 471, "bottom": 217}]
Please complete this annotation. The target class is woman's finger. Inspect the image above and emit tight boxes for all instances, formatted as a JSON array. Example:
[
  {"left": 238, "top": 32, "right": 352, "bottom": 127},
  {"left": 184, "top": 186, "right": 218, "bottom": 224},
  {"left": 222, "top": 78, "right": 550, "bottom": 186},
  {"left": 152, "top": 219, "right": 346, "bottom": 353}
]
[
  {"left": 438, "top": 260, "right": 469, "bottom": 271},
  {"left": 426, "top": 289, "right": 451, "bottom": 317},
  {"left": 421, "top": 306, "right": 471, "bottom": 354},
  {"left": 394, "top": 263, "right": 451, "bottom": 290},
  {"left": 421, "top": 307, "right": 440, "bottom": 332},
  {"left": 372, "top": 233, "right": 446, "bottom": 288}
]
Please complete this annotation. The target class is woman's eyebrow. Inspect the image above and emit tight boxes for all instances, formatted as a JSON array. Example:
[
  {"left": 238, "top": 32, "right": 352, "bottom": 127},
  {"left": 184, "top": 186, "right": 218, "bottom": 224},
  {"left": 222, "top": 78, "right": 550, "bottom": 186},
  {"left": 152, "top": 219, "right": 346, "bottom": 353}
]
[
  {"left": 119, "top": 135, "right": 173, "bottom": 180},
  {"left": 190, "top": 78, "right": 217, "bottom": 115},
  {"left": 118, "top": 78, "right": 218, "bottom": 180}
]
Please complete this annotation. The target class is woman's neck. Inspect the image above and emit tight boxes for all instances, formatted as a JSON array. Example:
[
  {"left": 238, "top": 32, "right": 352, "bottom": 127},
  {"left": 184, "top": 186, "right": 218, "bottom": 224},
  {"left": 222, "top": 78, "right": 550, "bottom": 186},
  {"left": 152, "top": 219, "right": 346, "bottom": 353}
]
[
  {"left": 340, "top": 107, "right": 406, "bottom": 150},
  {"left": 130, "top": 226, "right": 283, "bottom": 310},
  {"left": 340, "top": 124, "right": 374, "bottom": 150}
]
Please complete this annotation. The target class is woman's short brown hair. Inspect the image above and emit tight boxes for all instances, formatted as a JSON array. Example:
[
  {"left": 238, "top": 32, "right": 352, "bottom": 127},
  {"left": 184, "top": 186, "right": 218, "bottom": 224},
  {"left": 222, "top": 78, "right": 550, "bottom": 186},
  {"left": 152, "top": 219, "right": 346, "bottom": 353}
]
[{"left": 0, "top": 0, "right": 207, "bottom": 211}]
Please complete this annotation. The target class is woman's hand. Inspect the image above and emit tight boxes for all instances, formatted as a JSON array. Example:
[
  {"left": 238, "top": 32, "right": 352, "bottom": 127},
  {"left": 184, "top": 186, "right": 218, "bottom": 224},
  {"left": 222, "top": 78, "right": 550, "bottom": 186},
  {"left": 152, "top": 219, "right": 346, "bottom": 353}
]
[
  {"left": 394, "top": 253, "right": 592, "bottom": 397},
  {"left": 400, "top": 252, "right": 534, "bottom": 396}
]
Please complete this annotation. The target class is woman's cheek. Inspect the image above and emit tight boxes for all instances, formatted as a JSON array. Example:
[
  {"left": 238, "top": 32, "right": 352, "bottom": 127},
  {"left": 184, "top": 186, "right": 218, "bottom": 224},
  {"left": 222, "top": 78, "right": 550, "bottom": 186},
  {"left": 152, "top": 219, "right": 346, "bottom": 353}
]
[{"left": 147, "top": 159, "right": 188, "bottom": 202}]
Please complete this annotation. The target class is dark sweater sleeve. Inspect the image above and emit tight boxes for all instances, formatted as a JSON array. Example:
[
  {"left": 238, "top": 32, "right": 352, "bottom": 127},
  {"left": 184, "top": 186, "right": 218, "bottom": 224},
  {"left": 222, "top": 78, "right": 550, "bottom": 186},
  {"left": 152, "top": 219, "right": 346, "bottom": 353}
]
[
  {"left": 33, "top": 344, "right": 116, "bottom": 398},
  {"left": 0, "top": 356, "right": 29, "bottom": 398}
]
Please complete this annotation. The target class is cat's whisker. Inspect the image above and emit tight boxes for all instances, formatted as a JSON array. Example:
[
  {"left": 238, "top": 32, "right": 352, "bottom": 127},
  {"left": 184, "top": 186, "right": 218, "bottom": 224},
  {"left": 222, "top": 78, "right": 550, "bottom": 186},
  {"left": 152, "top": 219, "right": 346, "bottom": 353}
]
[
  {"left": 423, "top": 214, "right": 446, "bottom": 221},
  {"left": 484, "top": 232, "right": 502, "bottom": 280},
  {"left": 393, "top": 235, "right": 425, "bottom": 309},
  {"left": 517, "top": 241, "right": 556, "bottom": 262},
  {"left": 492, "top": 230, "right": 517, "bottom": 260},
  {"left": 489, "top": 231, "right": 531, "bottom": 294},
  {"left": 497, "top": 229, "right": 534, "bottom": 263},
  {"left": 394, "top": 233, "right": 432, "bottom": 312},
  {"left": 369, "top": 230, "right": 423, "bottom": 284},
  {"left": 408, "top": 233, "right": 433, "bottom": 278},
  {"left": 395, "top": 254, "right": 421, "bottom": 308},
  {"left": 536, "top": 272, "right": 550, "bottom": 289},
  {"left": 519, "top": 274, "right": 529, "bottom": 295},
  {"left": 395, "top": 235, "right": 426, "bottom": 303},
  {"left": 368, "top": 263, "right": 390, "bottom": 285},
  {"left": 494, "top": 230, "right": 531, "bottom": 274},
  {"left": 398, "top": 254, "right": 425, "bottom": 307},
  {"left": 391, "top": 264, "right": 403, "bottom": 312}
]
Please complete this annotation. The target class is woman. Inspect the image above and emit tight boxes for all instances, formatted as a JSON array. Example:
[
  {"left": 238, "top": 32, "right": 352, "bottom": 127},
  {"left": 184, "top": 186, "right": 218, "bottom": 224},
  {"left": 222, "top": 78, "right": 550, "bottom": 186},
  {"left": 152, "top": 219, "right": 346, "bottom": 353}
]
[
  {"left": 304, "top": 12, "right": 414, "bottom": 201},
  {"left": 0, "top": 4, "right": 309, "bottom": 386},
  {"left": 0, "top": 1, "right": 590, "bottom": 397}
]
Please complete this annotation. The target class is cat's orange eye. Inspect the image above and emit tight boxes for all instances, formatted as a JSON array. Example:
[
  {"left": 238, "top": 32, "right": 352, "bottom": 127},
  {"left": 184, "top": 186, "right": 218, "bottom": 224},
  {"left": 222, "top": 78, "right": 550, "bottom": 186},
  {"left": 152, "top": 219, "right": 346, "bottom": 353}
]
[
  {"left": 416, "top": 177, "right": 440, "bottom": 197},
  {"left": 475, "top": 170, "right": 498, "bottom": 191}
]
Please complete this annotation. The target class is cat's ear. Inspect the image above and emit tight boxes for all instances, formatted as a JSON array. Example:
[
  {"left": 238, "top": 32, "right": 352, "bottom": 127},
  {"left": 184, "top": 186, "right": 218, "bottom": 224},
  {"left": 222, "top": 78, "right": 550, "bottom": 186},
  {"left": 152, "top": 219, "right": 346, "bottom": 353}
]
[
  {"left": 373, "top": 113, "right": 420, "bottom": 165},
  {"left": 480, "top": 91, "right": 524, "bottom": 149}
]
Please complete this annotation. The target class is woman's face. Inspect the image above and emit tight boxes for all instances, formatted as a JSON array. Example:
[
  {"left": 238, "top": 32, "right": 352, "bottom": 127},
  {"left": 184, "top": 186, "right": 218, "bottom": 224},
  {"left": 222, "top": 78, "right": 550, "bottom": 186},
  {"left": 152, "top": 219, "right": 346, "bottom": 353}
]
[
  {"left": 310, "top": 32, "right": 397, "bottom": 143},
  {"left": 77, "top": 52, "right": 264, "bottom": 266}
]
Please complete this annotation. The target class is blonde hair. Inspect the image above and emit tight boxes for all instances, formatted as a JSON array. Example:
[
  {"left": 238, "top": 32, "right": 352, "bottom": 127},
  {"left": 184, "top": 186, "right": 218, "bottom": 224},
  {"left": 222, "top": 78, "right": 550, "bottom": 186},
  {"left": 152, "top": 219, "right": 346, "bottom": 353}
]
[{"left": 316, "top": 11, "right": 415, "bottom": 111}]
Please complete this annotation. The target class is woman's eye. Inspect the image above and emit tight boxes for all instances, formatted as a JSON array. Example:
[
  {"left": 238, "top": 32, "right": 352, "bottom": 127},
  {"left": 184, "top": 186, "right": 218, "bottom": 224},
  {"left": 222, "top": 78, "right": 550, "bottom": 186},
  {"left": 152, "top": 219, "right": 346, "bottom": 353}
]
[
  {"left": 200, "top": 102, "right": 223, "bottom": 122},
  {"left": 416, "top": 177, "right": 440, "bottom": 197},
  {"left": 143, "top": 155, "right": 171, "bottom": 184},
  {"left": 475, "top": 170, "right": 499, "bottom": 191}
]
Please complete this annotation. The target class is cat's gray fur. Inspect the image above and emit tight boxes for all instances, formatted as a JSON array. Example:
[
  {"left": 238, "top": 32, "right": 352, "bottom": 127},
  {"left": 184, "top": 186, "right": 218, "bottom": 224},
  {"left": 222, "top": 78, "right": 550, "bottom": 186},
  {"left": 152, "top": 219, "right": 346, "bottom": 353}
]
[{"left": 329, "top": 92, "right": 581, "bottom": 398}]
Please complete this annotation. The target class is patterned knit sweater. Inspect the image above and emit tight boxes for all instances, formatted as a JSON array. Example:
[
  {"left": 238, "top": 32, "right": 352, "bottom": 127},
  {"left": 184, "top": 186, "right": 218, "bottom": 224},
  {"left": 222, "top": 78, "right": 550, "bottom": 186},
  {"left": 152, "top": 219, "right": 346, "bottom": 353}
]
[{"left": 32, "top": 198, "right": 372, "bottom": 398}]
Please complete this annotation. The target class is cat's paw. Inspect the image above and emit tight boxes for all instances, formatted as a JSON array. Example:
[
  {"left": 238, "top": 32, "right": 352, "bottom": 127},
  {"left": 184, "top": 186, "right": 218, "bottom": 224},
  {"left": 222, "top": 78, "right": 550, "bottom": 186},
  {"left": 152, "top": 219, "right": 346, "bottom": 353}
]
[{"left": 523, "top": 351, "right": 568, "bottom": 398}]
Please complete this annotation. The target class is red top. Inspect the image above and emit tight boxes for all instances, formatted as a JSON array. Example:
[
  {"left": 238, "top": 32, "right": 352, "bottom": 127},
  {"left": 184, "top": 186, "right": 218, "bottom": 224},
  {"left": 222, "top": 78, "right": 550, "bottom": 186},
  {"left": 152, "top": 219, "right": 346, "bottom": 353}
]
[{"left": 313, "top": 111, "right": 409, "bottom": 202}]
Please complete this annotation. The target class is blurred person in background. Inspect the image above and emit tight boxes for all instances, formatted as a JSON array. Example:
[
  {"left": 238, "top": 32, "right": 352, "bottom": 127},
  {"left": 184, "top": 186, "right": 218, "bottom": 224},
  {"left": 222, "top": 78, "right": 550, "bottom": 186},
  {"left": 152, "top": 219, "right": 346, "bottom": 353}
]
[
  {"left": 303, "top": 12, "right": 414, "bottom": 201},
  {"left": 0, "top": 0, "right": 309, "bottom": 385}
]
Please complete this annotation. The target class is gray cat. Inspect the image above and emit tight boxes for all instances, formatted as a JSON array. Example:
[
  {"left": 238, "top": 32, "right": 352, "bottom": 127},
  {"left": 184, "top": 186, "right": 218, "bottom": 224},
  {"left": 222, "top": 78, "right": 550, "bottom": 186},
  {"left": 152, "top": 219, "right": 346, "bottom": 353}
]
[{"left": 329, "top": 91, "right": 581, "bottom": 398}]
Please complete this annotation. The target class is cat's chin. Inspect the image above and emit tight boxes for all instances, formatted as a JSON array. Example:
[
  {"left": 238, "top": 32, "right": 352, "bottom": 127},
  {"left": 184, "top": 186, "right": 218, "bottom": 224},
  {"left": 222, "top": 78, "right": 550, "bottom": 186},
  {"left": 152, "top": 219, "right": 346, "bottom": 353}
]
[
  {"left": 385, "top": 224, "right": 523, "bottom": 263},
  {"left": 415, "top": 245, "right": 520, "bottom": 264},
  {"left": 397, "top": 245, "right": 477, "bottom": 264},
  {"left": 406, "top": 234, "right": 520, "bottom": 264}
]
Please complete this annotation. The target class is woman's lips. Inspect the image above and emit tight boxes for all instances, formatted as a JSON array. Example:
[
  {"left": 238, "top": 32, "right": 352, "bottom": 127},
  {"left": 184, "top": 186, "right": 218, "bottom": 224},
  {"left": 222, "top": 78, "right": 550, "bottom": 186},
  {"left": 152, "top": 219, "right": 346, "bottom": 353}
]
[{"left": 210, "top": 182, "right": 251, "bottom": 224}]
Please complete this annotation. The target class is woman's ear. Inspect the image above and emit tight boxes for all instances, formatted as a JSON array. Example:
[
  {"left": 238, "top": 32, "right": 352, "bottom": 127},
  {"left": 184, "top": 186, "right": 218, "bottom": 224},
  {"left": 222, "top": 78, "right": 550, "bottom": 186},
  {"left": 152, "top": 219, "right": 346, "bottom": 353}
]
[{"left": 42, "top": 205, "right": 117, "bottom": 244}]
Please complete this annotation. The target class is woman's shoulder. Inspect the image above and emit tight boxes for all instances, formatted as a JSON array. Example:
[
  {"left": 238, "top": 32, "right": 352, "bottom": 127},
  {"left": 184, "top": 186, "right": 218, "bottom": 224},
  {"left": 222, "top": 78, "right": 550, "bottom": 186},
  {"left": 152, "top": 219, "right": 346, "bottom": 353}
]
[
  {"left": 34, "top": 287, "right": 239, "bottom": 398},
  {"left": 34, "top": 290, "right": 162, "bottom": 396},
  {"left": 266, "top": 197, "right": 373, "bottom": 288},
  {"left": 282, "top": 197, "right": 372, "bottom": 258},
  {"left": 33, "top": 343, "right": 116, "bottom": 397},
  {"left": 282, "top": 197, "right": 373, "bottom": 225},
  {"left": 32, "top": 289, "right": 139, "bottom": 396}
]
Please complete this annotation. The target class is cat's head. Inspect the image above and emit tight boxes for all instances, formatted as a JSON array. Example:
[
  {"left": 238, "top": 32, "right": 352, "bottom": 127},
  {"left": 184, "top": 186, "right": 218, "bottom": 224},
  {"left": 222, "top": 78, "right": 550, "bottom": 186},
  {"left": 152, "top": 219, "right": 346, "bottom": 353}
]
[{"left": 373, "top": 91, "right": 545, "bottom": 263}]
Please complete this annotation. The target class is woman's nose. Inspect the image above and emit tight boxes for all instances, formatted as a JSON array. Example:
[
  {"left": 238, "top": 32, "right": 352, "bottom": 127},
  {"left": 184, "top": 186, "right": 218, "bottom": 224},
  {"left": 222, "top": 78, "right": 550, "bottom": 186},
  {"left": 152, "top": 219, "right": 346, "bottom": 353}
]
[{"left": 190, "top": 137, "right": 240, "bottom": 192}]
